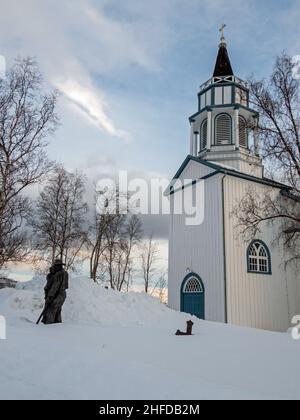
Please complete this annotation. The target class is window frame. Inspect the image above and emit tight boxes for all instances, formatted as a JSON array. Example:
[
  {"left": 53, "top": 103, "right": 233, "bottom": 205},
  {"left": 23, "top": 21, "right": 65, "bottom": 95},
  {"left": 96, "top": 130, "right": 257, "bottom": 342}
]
[
  {"left": 214, "top": 113, "right": 233, "bottom": 146},
  {"left": 200, "top": 118, "right": 208, "bottom": 152},
  {"left": 183, "top": 277, "right": 204, "bottom": 294},
  {"left": 247, "top": 240, "right": 272, "bottom": 275}
]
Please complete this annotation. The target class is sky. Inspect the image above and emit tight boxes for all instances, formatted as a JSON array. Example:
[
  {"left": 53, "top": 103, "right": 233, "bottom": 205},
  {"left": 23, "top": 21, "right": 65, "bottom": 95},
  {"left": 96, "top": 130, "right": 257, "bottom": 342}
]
[{"left": 1, "top": 0, "right": 300, "bottom": 280}]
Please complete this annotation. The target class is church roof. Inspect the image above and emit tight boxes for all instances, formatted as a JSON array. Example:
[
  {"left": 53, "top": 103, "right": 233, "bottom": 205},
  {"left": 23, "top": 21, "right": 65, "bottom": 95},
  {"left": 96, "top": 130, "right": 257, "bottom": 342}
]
[
  {"left": 165, "top": 156, "right": 291, "bottom": 196},
  {"left": 213, "top": 43, "right": 234, "bottom": 77}
]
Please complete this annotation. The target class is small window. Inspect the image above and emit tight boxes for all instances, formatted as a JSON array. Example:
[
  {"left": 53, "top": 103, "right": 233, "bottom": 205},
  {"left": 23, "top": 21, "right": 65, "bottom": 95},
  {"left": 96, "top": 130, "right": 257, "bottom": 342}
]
[
  {"left": 223, "top": 86, "right": 232, "bottom": 104},
  {"left": 200, "top": 119, "right": 208, "bottom": 151},
  {"left": 247, "top": 241, "right": 271, "bottom": 274},
  {"left": 214, "top": 86, "right": 223, "bottom": 105},
  {"left": 183, "top": 277, "right": 203, "bottom": 293},
  {"left": 239, "top": 116, "right": 248, "bottom": 148},
  {"left": 200, "top": 94, "right": 205, "bottom": 110},
  {"left": 215, "top": 113, "right": 232, "bottom": 145}
]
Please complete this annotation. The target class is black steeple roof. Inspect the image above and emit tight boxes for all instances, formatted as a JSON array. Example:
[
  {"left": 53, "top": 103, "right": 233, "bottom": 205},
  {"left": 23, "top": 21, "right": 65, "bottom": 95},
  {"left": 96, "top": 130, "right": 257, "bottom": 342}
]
[{"left": 213, "top": 42, "right": 234, "bottom": 77}]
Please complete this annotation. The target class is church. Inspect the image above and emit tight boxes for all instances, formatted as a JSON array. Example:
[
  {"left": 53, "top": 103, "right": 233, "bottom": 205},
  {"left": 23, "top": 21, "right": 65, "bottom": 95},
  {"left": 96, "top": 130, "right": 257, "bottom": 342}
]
[{"left": 167, "top": 29, "right": 300, "bottom": 332}]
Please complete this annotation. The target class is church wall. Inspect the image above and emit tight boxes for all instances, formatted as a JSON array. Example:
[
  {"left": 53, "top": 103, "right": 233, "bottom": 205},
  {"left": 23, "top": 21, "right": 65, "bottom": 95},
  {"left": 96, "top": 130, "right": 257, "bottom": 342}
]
[
  {"left": 224, "top": 176, "right": 300, "bottom": 332},
  {"left": 168, "top": 173, "right": 226, "bottom": 323}
]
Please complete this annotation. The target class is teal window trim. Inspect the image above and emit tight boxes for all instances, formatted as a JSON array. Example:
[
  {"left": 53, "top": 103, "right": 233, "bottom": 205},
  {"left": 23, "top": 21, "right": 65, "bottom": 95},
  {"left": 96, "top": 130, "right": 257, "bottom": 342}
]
[
  {"left": 200, "top": 118, "right": 208, "bottom": 152},
  {"left": 247, "top": 240, "right": 272, "bottom": 275},
  {"left": 181, "top": 273, "right": 205, "bottom": 294},
  {"left": 214, "top": 113, "right": 233, "bottom": 146},
  {"left": 199, "top": 82, "right": 249, "bottom": 106},
  {"left": 189, "top": 104, "right": 258, "bottom": 122},
  {"left": 199, "top": 82, "right": 234, "bottom": 96}
]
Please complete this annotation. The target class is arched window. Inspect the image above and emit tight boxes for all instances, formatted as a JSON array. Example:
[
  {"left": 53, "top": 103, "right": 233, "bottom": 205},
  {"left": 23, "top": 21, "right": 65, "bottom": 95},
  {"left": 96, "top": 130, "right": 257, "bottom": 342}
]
[
  {"left": 247, "top": 240, "right": 272, "bottom": 274},
  {"left": 215, "top": 113, "right": 232, "bottom": 145},
  {"left": 200, "top": 119, "right": 208, "bottom": 151},
  {"left": 239, "top": 116, "right": 248, "bottom": 148},
  {"left": 183, "top": 276, "right": 203, "bottom": 294}
]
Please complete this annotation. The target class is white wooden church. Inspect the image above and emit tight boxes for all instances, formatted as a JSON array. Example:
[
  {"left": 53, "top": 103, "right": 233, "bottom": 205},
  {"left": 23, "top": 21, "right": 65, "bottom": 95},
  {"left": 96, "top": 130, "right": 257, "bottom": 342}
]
[{"left": 168, "top": 30, "right": 300, "bottom": 332}]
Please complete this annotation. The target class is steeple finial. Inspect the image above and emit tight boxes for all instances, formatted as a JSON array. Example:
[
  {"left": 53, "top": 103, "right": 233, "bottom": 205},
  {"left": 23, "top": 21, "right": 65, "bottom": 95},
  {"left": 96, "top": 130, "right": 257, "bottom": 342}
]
[
  {"left": 213, "top": 25, "right": 234, "bottom": 77},
  {"left": 219, "top": 24, "right": 226, "bottom": 46}
]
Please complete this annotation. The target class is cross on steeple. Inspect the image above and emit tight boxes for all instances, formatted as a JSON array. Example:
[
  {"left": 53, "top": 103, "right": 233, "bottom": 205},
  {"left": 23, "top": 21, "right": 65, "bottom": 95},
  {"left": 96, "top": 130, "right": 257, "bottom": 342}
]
[{"left": 219, "top": 24, "right": 226, "bottom": 45}]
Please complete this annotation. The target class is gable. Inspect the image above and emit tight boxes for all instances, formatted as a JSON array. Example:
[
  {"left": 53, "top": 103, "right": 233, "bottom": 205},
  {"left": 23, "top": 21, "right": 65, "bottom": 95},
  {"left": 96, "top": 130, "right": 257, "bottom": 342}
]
[{"left": 177, "top": 158, "right": 216, "bottom": 182}]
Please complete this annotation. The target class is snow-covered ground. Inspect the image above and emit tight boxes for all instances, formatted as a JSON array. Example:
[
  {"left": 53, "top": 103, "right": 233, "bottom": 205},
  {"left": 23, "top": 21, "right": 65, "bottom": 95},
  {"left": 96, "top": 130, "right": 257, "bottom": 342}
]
[{"left": 0, "top": 276, "right": 299, "bottom": 400}]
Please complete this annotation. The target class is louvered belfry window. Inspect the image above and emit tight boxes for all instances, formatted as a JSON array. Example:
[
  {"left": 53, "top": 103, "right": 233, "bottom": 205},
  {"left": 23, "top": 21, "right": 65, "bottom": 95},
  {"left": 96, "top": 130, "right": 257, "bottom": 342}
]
[
  {"left": 239, "top": 116, "right": 248, "bottom": 148},
  {"left": 200, "top": 119, "right": 208, "bottom": 151},
  {"left": 215, "top": 113, "right": 232, "bottom": 145}
]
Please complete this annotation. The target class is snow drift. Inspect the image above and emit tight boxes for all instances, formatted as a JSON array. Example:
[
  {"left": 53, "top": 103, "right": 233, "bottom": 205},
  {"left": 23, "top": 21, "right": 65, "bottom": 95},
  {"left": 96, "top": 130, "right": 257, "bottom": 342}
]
[
  {"left": 0, "top": 276, "right": 300, "bottom": 400},
  {"left": 1, "top": 276, "right": 186, "bottom": 327}
]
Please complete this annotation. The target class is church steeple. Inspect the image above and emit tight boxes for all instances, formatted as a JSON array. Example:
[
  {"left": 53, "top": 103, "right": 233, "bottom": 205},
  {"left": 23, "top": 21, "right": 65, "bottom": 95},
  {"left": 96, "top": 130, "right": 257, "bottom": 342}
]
[
  {"left": 188, "top": 26, "right": 263, "bottom": 178},
  {"left": 213, "top": 25, "right": 234, "bottom": 77}
]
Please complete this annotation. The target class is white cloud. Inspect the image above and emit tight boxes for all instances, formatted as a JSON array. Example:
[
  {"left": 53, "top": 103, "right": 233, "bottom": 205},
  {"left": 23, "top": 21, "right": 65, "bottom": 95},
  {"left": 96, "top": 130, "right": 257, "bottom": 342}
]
[
  {"left": 56, "top": 77, "right": 129, "bottom": 140},
  {"left": 0, "top": 0, "right": 176, "bottom": 139}
]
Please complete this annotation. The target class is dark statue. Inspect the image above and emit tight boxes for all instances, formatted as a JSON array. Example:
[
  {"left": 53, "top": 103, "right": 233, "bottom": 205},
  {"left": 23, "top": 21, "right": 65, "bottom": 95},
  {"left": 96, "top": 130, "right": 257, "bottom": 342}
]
[
  {"left": 37, "top": 259, "right": 69, "bottom": 325},
  {"left": 175, "top": 320, "right": 194, "bottom": 336}
]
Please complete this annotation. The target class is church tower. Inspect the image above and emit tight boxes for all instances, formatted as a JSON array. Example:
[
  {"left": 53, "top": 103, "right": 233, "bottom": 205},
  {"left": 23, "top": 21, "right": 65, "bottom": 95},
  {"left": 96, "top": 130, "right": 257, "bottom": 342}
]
[{"left": 189, "top": 27, "right": 263, "bottom": 177}]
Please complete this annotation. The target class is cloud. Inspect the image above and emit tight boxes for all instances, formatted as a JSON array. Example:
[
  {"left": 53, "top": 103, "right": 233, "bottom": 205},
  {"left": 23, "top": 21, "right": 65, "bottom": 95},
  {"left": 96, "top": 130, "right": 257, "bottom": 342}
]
[
  {"left": 56, "top": 77, "right": 129, "bottom": 140},
  {"left": 0, "top": 0, "right": 176, "bottom": 139}
]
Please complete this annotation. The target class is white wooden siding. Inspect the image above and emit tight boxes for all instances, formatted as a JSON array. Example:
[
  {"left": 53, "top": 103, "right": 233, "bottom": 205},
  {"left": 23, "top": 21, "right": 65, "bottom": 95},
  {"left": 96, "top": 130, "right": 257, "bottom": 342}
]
[
  {"left": 168, "top": 169, "right": 226, "bottom": 323},
  {"left": 177, "top": 159, "right": 215, "bottom": 181},
  {"left": 224, "top": 176, "right": 300, "bottom": 332}
]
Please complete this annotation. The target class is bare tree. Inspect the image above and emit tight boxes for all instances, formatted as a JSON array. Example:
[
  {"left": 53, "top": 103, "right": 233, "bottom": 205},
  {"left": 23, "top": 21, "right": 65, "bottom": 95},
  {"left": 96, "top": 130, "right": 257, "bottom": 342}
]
[
  {"left": 88, "top": 186, "right": 143, "bottom": 290},
  {"left": 140, "top": 235, "right": 159, "bottom": 293},
  {"left": 0, "top": 57, "right": 58, "bottom": 270},
  {"left": 104, "top": 214, "right": 142, "bottom": 291},
  {"left": 30, "top": 167, "right": 88, "bottom": 271},
  {"left": 236, "top": 53, "right": 300, "bottom": 260},
  {"left": 89, "top": 212, "right": 110, "bottom": 282},
  {"left": 151, "top": 272, "right": 168, "bottom": 304},
  {"left": 88, "top": 189, "right": 121, "bottom": 282}
]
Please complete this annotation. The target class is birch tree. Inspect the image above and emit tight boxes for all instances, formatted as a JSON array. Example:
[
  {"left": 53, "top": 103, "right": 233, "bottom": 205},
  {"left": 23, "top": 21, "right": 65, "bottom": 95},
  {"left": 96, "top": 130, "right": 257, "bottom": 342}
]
[
  {"left": 0, "top": 57, "right": 58, "bottom": 269},
  {"left": 30, "top": 167, "right": 88, "bottom": 270},
  {"left": 140, "top": 235, "right": 159, "bottom": 293}
]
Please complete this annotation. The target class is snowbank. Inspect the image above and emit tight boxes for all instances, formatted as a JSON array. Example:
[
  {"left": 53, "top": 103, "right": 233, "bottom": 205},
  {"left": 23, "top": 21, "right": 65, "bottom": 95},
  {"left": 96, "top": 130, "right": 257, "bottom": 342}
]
[
  {"left": 1, "top": 275, "right": 186, "bottom": 327},
  {"left": 0, "top": 275, "right": 300, "bottom": 400}
]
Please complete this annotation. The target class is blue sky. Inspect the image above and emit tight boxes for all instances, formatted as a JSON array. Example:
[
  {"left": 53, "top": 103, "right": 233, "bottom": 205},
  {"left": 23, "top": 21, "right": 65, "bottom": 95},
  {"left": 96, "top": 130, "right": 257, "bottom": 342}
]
[
  {"left": 1, "top": 0, "right": 300, "bottom": 279},
  {"left": 1, "top": 0, "right": 300, "bottom": 181}
]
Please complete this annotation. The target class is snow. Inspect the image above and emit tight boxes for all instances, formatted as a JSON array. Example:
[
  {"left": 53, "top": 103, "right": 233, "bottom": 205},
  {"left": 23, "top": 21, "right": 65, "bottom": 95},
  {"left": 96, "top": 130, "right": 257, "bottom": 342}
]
[{"left": 0, "top": 276, "right": 300, "bottom": 400}]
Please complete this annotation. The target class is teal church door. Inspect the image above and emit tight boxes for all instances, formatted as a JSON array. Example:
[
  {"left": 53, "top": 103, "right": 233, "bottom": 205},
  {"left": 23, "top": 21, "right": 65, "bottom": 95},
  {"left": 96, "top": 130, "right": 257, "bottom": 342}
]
[{"left": 181, "top": 274, "right": 205, "bottom": 320}]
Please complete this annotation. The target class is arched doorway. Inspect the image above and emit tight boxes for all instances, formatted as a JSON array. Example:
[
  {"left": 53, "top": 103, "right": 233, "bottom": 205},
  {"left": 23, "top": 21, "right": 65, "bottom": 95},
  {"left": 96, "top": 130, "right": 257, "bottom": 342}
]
[{"left": 181, "top": 274, "right": 205, "bottom": 320}]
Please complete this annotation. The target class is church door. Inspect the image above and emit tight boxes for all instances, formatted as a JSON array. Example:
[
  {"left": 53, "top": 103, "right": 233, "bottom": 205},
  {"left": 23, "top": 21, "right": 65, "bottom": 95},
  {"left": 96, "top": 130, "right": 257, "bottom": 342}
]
[{"left": 181, "top": 274, "right": 205, "bottom": 320}]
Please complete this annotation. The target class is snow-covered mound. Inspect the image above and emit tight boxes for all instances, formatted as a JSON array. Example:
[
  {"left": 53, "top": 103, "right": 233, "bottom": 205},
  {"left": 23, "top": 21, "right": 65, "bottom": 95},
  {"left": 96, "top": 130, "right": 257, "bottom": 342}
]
[
  {"left": 1, "top": 276, "right": 186, "bottom": 327},
  {"left": 1, "top": 275, "right": 300, "bottom": 400}
]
